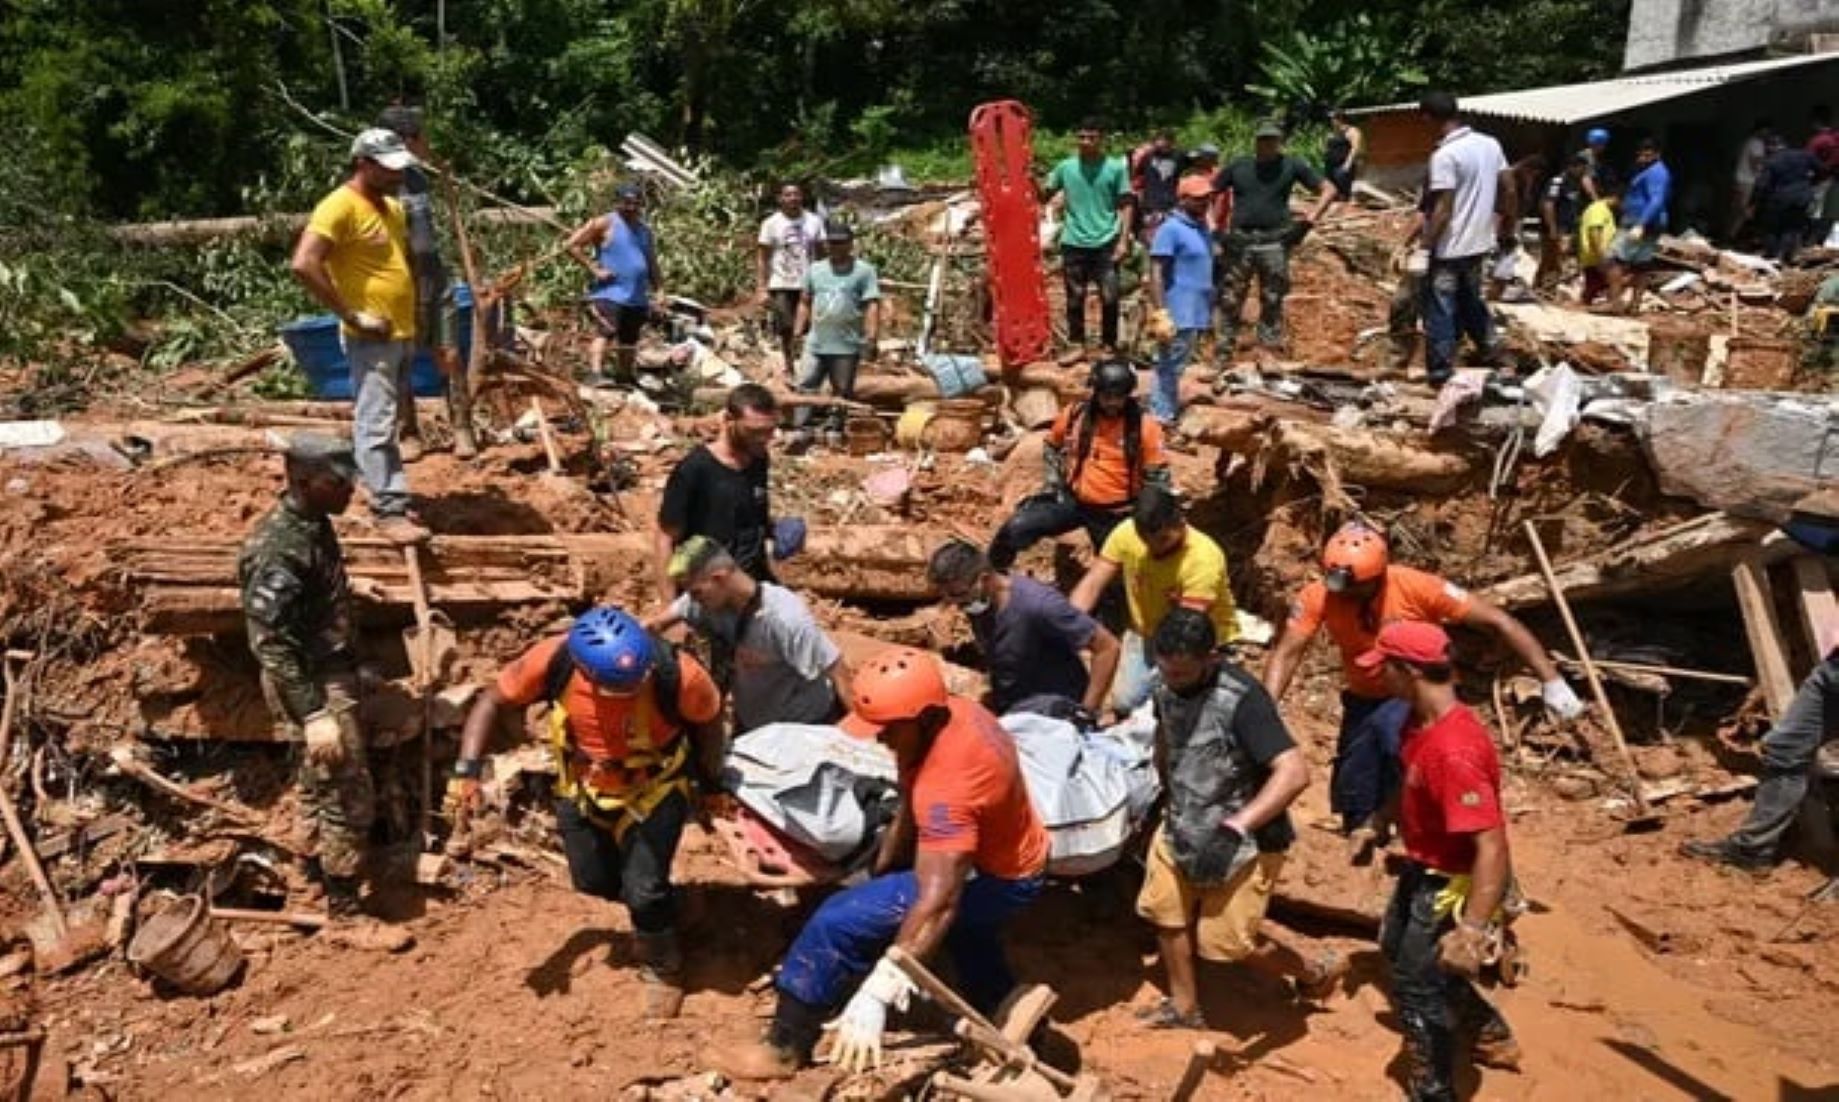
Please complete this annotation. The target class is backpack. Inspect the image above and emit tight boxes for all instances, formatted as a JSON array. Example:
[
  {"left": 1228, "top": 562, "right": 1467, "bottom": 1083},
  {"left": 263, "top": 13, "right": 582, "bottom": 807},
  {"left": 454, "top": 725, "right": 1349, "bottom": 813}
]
[{"left": 543, "top": 631, "right": 684, "bottom": 730}]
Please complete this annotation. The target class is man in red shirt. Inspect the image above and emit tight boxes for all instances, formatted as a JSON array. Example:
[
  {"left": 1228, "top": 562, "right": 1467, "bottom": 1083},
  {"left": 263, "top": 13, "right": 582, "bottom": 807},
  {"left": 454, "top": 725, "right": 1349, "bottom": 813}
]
[
  {"left": 718, "top": 647, "right": 1051, "bottom": 1080},
  {"left": 1360, "top": 621, "right": 1519, "bottom": 1102},
  {"left": 445, "top": 606, "right": 724, "bottom": 1019}
]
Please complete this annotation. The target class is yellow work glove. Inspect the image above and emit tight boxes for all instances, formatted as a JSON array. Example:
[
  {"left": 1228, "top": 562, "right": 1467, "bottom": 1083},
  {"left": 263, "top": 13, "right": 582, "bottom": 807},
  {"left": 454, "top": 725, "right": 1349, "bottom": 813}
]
[
  {"left": 301, "top": 709, "right": 346, "bottom": 767},
  {"left": 1145, "top": 307, "right": 1177, "bottom": 344},
  {"left": 442, "top": 776, "right": 481, "bottom": 821}
]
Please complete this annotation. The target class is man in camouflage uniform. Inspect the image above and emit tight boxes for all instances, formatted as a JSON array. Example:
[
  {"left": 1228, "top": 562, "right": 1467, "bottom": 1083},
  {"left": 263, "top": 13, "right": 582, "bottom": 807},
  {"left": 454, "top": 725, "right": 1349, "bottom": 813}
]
[{"left": 239, "top": 434, "right": 407, "bottom": 949}]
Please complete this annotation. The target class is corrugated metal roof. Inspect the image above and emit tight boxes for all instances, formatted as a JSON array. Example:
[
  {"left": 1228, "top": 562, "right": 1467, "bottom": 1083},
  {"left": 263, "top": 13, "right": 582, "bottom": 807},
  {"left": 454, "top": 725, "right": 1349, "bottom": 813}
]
[{"left": 1352, "top": 52, "right": 1839, "bottom": 125}]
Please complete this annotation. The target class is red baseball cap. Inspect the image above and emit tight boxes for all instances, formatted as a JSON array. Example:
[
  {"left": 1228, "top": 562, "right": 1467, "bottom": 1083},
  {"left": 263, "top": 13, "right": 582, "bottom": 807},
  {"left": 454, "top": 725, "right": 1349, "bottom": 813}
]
[{"left": 1354, "top": 621, "right": 1451, "bottom": 671}]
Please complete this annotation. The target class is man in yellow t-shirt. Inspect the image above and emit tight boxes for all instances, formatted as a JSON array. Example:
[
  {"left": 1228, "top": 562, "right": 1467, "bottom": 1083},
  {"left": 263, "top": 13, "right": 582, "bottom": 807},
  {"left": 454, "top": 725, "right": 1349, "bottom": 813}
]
[
  {"left": 1575, "top": 189, "right": 1619, "bottom": 305},
  {"left": 290, "top": 128, "right": 426, "bottom": 544},
  {"left": 1069, "top": 486, "right": 1237, "bottom": 711}
]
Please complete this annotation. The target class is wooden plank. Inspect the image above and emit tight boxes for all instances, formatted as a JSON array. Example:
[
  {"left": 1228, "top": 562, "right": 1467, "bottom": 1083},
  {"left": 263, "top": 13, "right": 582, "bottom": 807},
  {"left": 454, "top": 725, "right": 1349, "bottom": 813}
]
[
  {"left": 1485, "top": 513, "right": 1776, "bottom": 610},
  {"left": 1731, "top": 554, "right": 1797, "bottom": 718},
  {"left": 1792, "top": 555, "right": 1839, "bottom": 669}
]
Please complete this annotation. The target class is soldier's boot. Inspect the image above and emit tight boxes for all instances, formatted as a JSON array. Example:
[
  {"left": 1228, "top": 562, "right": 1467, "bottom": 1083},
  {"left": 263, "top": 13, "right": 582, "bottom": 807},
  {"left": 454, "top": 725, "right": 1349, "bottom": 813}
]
[
  {"left": 321, "top": 875, "right": 415, "bottom": 954},
  {"left": 635, "top": 929, "right": 686, "bottom": 1020}
]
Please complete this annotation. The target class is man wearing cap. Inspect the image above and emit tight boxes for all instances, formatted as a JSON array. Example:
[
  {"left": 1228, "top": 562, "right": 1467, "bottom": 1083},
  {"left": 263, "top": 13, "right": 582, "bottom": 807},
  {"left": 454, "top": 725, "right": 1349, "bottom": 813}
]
[
  {"left": 1135, "top": 609, "right": 1345, "bottom": 1029},
  {"left": 1147, "top": 174, "right": 1215, "bottom": 425},
  {"left": 986, "top": 357, "right": 1170, "bottom": 572},
  {"left": 1578, "top": 127, "right": 1616, "bottom": 202},
  {"left": 791, "top": 220, "right": 879, "bottom": 441},
  {"left": 1262, "top": 522, "right": 1580, "bottom": 837},
  {"left": 239, "top": 435, "right": 408, "bottom": 950},
  {"left": 1183, "top": 145, "right": 1227, "bottom": 230},
  {"left": 565, "top": 182, "right": 662, "bottom": 384},
  {"left": 447, "top": 606, "right": 723, "bottom": 1017},
  {"left": 1069, "top": 485, "right": 1238, "bottom": 713},
  {"left": 1210, "top": 120, "right": 1336, "bottom": 364},
  {"left": 290, "top": 129, "right": 429, "bottom": 544},
  {"left": 644, "top": 536, "right": 851, "bottom": 734},
  {"left": 927, "top": 539, "right": 1121, "bottom": 719},
  {"left": 374, "top": 104, "right": 475, "bottom": 461},
  {"left": 1360, "top": 620, "right": 1521, "bottom": 1100},
  {"left": 1043, "top": 119, "right": 1134, "bottom": 355},
  {"left": 717, "top": 646, "right": 1050, "bottom": 1079}
]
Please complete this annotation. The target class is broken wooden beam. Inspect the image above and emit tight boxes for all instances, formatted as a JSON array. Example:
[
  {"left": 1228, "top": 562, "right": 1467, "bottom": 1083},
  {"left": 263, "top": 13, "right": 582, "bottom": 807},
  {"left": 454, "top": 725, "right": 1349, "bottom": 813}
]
[
  {"left": 1482, "top": 512, "right": 1778, "bottom": 611},
  {"left": 1180, "top": 407, "right": 1477, "bottom": 491}
]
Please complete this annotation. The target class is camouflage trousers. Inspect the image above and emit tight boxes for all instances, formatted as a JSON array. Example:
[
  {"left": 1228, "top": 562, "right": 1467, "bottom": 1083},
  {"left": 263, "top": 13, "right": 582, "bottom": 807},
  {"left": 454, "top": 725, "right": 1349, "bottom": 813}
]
[
  {"left": 263, "top": 673, "right": 379, "bottom": 879},
  {"left": 1216, "top": 233, "right": 1292, "bottom": 349}
]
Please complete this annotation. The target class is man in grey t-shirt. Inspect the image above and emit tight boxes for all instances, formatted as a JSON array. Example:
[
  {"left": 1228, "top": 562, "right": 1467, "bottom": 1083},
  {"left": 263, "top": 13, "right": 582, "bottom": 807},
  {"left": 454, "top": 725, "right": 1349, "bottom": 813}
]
[{"left": 646, "top": 536, "right": 852, "bottom": 733}]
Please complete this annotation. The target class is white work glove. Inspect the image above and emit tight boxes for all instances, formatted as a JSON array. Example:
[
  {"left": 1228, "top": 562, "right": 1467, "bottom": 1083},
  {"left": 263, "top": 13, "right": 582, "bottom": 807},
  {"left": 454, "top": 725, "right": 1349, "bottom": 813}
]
[
  {"left": 1405, "top": 248, "right": 1431, "bottom": 276},
  {"left": 824, "top": 954, "right": 917, "bottom": 1074},
  {"left": 1628, "top": 225, "right": 1646, "bottom": 243},
  {"left": 302, "top": 709, "right": 347, "bottom": 767},
  {"left": 1540, "top": 678, "right": 1586, "bottom": 721}
]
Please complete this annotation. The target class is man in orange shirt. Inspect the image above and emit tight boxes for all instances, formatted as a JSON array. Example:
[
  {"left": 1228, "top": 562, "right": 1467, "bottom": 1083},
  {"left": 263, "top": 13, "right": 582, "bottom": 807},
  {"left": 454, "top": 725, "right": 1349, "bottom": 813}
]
[
  {"left": 989, "top": 358, "right": 1170, "bottom": 570},
  {"left": 719, "top": 647, "right": 1050, "bottom": 1080},
  {"left": 446, "top": 606, "right": 723, "bottom": 1018},
  {"left": 1262, "top": 523, "right": 1580, "bottom": 835}
]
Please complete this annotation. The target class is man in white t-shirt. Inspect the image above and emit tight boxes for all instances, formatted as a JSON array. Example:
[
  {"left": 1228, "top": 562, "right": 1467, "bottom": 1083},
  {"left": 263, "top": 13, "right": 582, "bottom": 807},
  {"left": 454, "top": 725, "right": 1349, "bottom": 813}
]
[
  {"left": 1417, "top": 90, "right": 1513, "bottom": 388},
  {"left": 1729, "top": 119, "right": 1770, "bottom": 241},
  {"left": 757, "top": 183, "right": 826, "bottom": 377}
]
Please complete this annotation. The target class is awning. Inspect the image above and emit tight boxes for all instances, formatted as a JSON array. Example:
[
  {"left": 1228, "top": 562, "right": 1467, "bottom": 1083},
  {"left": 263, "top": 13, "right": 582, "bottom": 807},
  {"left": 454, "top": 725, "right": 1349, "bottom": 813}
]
[{"left": 1351, "top": 52, "right": 1839, "bottom": 126}]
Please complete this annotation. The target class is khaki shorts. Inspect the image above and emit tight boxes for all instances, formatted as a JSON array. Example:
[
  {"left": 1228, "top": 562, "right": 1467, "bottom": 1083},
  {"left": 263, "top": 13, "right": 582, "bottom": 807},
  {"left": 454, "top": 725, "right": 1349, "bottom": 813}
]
[{"left": 1136, "top": 828, "right": 1286, "bottom": 963}]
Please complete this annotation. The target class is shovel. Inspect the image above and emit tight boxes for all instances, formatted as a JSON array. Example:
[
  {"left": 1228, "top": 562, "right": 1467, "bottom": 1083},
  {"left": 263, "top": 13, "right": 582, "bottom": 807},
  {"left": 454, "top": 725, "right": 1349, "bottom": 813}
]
[
  {"left": 401, "top": 548, "right": 456, "bottom": 847},
  {"left": 1523, "top": 521, "right": 1662, "bottom": 831}
]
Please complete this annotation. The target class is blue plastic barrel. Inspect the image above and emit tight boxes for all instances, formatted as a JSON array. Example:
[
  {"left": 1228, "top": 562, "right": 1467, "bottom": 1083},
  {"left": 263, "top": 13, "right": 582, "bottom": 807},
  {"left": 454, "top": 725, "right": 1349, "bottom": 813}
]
[{"left": 278, "top": 282, "right": 472, "bottom": 400}]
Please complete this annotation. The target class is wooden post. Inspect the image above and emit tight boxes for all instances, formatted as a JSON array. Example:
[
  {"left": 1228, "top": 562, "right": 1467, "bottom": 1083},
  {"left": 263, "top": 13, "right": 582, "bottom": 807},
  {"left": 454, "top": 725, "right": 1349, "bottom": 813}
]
[
  {"left": 1171, "top": 1039, "right": 1217, "bottom": 1102},
  {"left": 1791, "top": 555, "right": 1839, "bottom": 667},
  {"left": 1731, "top": 554, "right": 1797, "bottom": 717}
]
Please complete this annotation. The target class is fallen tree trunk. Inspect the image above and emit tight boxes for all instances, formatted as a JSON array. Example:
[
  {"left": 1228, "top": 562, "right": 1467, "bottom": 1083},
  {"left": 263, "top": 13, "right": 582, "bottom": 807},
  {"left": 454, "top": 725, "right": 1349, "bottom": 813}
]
[
  {"left": 1180, "top": 407, "right": 1476, "bottom": 491},
  {"left": 123, "top": 527, "right": 935, "bottom": 634},
  {"left": 109, "top": 205, "right": 557, "bottom": 248},
  {"left": 1481, "top": 512, "right": 1778, "bottom": 610}
]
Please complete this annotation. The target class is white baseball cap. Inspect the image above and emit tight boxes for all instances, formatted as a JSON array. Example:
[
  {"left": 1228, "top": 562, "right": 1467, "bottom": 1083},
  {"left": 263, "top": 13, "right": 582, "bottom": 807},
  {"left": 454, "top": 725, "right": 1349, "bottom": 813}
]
[{"left": 350, "top": 128, "right": 418, "bottom": 170}]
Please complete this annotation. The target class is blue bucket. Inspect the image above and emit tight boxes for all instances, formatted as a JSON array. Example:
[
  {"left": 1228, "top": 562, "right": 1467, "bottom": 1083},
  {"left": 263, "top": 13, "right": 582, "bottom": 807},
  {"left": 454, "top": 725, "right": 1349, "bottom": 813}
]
[{"left": 279, "top": 283, "right": 473, "bottom": 400}]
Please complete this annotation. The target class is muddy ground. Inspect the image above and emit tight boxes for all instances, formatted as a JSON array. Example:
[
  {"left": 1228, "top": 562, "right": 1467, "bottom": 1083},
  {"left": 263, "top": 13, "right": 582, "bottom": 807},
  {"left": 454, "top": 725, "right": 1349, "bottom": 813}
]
[{"left": 1, "top": 223, "right": 1836, "bottom": 1101}]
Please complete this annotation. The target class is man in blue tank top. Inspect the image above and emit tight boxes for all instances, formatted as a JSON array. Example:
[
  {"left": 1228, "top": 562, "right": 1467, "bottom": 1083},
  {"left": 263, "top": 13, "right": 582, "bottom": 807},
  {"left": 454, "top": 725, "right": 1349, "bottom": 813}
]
[{"left": 565, "top": 182, "right": 663, "bottom": 384}]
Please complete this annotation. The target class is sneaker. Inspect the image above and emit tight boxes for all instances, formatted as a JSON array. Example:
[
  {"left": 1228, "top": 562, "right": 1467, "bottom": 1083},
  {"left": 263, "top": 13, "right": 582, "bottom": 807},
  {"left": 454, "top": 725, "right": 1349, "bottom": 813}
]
[
  {"left": 323, "top": 916, "right": 416, "bottom": 954},
  {"left": 377, "top": 514, "right": 432, "bottom": 545},
  {"left": 1679, "top": 837, "right": 1772, "bottom": 872},
  {"left": 397, "top": 434, "right": 425, "bottom": 463},
  {"left": 1134, "top": 997, "right": 1205, "bottom": 1030}
]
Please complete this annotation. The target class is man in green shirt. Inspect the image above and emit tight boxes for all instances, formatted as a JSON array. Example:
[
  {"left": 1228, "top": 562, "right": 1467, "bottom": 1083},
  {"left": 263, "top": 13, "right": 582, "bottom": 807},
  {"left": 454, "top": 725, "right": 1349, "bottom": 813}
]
[
  {"left": 1211, "top": 120, "right": 1336, "bottom": 365},
  {"left": 1044, "top": 119, "right": 1135, "bottom": 354},
  {"left": 792, "top": 222, "right": 880, "bottom": 438}
]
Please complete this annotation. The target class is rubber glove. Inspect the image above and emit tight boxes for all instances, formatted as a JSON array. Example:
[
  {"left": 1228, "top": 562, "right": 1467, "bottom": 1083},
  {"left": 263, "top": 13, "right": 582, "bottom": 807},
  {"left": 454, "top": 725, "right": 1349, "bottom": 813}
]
[
  {"left": 825, "top": 954, "right": 917, "bottom": 1074},
  {"left": 1629, "top": 225, "right": 1646, "bottom": 243},
  {"left": 302, "top": 709, "right": 346, "bottom": 767},
  {"left": 442, "top": 776, "right": 481, "bottom": 821},
  {"left": 772, "top": 517, "right": 807, "bottom": 561},
  {"left": 1540, "top": 678, "right": 1585, "bottom": 720},
  {"left": 1405, "top": 248, "right": 1431, "bottom": 276}
]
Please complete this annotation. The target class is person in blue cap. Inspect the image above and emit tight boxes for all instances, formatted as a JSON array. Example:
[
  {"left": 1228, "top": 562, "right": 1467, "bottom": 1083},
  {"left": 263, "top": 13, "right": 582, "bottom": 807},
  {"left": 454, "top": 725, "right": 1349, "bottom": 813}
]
[
  {"left": 1579, "top": 126, "right": 1617, "bottom": 201},
  {"left": 448, "top": 605, "right": 724, "bottom": 1018}
]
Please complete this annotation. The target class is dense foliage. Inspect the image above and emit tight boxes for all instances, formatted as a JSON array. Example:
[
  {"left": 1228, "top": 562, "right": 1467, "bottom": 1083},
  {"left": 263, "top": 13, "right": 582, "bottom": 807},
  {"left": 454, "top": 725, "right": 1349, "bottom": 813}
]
[{"left": 1, "top": 0, "right": 1630, "bottom": 221}]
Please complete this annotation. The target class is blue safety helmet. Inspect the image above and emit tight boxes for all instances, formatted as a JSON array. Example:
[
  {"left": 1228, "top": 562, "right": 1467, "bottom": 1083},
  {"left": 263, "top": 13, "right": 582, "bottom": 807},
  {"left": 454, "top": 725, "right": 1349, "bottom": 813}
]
[
  {"left": 1585, "top": 127, "right": 1610, "bottom": 146},
  {"left": 567, "top": 607, "right": 652, "bottom": 691}
]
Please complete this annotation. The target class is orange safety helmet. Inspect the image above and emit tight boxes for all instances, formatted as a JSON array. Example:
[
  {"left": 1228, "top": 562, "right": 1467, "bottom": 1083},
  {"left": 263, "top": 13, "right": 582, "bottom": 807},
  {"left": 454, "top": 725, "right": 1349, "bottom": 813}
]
[
  {"left": 839, "top": 647, "right": 951, "bottom": 738},
  {"left": 1322, "top": 522, "right": 1389, "bottom": 593}
]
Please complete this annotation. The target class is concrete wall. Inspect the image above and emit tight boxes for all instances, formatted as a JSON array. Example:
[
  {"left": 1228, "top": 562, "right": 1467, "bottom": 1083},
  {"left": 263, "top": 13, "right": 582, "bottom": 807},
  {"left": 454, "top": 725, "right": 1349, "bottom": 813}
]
[{"left": 1625, "top": 0, "right": 1839, "bottom": 70}]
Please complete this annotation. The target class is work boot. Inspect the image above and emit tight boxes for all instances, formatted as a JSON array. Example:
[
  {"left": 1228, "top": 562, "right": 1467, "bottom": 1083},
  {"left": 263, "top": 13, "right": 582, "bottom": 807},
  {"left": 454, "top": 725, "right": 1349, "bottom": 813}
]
[
  {"left": 1679, "top": 837, "right": 1772, "bottom": 872},
  {"left": 451, "top": 422, "right": 479, "bottom": 460},
  {"left": 1471, "top": 1023, "right": 1522, "bottom": 1072},
  {"left": 635, "top": 930, "right": 686, "bottom": 1020},
  {"left": 712, "top": 993, "right": 824, "bottom": 1081},
  {"left": 321, "top": 876, "right": 415, "bottom": 953},
  {"left": 397, "top": 434, "right": 425, "bottom": 463},
  {"left": 377, "top": 513, "right": 432, "bottom": 545}
]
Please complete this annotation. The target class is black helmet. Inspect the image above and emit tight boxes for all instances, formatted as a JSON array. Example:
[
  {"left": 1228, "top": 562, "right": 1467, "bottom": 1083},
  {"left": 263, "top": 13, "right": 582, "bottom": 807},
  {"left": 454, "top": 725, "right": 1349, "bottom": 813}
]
[{"left": 1089, "top": 358, "right": 1136, "bottom": 398}]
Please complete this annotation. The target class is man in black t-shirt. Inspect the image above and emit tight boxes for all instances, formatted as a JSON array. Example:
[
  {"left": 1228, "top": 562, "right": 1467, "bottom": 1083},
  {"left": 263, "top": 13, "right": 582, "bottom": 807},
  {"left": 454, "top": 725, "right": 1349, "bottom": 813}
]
[
  {"left": 1212, "top": 121, "right": 1336, "bottom": 360},
  {"left": 1131, "top": 130, "right": 1185, "bottom": 243},
  {"left": 655, "top": 384, "right": 781, "bottom": 602}
]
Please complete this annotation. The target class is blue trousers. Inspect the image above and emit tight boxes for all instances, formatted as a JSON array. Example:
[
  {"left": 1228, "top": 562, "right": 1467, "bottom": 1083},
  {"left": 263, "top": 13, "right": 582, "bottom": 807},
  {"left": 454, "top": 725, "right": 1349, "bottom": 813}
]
[
  {"left": 775, "top": 869, "right": 1043, "bottom": 1015},
  {"left": 1424, "top": 255, "right": 1493, "bottom": 385},
  {"left": 1151, "top": 328, "right": 1201, "bottom": 425},
  {"left": 1331, "top": 693, "right": 1412, "bottom": 832}
]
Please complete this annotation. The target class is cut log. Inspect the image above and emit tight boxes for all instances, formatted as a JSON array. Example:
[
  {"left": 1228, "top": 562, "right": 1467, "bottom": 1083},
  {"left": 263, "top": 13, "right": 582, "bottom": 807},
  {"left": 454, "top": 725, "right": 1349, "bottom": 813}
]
[
  {"left": 1180, "top": 407, "right": 1477, "bottom": 491},
  {"left": 1482, "top": 513, "right": 1777, "bottom": 610},
  {"left": 123, "top": 528, "right": 937, "bottom": 634}
]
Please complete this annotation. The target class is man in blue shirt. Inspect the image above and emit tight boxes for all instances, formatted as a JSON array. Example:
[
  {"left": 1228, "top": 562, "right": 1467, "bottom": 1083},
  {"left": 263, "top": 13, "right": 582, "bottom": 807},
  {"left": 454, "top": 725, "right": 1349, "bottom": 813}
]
[
  {"left": 1147, "top": 176, "right": 1214, "bottom": 426},
  {"left": 1607, "top": 138, "right": 1669, "bottom": 315},
  {"left": 565, "top": 182, "right": 663, "bottom": 384}
]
